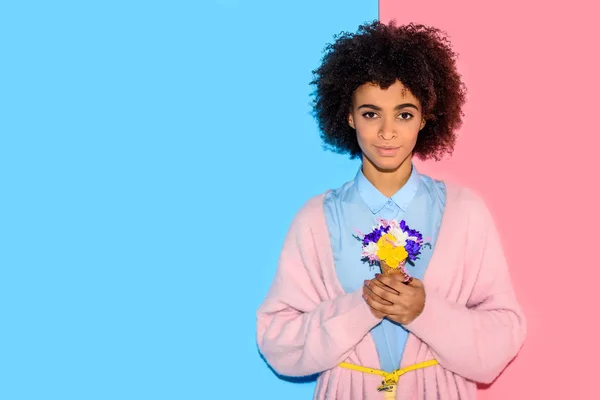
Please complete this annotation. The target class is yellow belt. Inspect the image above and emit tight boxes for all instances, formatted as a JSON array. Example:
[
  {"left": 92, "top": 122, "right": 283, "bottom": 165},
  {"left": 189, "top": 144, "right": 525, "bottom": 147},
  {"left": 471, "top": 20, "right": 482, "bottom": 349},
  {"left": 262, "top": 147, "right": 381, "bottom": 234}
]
[{"left": 339, "top": 359, "right": 439, "bottom": 392}]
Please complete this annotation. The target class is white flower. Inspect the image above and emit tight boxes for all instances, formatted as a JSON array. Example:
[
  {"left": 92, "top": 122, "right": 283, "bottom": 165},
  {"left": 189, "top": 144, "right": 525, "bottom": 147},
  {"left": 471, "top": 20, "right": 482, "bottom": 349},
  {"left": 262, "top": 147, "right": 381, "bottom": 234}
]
[
  {"left": 362, "top": 242, "right": 378, "bottom": 257},
  {"left": 388, "top": 227, "right": 409, "bottom": 247}
]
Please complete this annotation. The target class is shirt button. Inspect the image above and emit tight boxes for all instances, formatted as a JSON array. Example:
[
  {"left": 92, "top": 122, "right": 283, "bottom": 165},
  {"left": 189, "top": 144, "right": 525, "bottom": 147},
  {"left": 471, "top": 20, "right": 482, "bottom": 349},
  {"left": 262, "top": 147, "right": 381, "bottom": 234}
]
[{"left": 387, "top": 200, "right": 393, "bottom": 205}]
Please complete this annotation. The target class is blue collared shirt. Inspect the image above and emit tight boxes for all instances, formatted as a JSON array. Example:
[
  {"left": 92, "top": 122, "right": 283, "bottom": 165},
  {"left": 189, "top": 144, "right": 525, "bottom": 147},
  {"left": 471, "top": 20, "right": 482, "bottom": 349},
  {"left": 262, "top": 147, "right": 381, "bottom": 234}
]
[{"left": 323, "top": 164, "right": 446, "bottom": 372}]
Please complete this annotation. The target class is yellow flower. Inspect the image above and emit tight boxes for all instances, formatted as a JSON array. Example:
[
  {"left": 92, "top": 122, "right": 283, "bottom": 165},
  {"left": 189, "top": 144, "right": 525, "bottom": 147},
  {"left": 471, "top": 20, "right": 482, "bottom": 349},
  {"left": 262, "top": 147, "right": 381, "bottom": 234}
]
[{"left": 376, "top": 233, "right": 408, "bottom": 268}]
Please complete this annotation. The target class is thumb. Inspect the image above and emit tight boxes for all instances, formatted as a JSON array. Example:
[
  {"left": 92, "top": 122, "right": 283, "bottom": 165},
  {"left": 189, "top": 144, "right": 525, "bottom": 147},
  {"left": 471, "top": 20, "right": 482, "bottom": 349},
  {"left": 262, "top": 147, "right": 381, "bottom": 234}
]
[{"left": 407, "top": 277, "right": 424, "bottom": 288}]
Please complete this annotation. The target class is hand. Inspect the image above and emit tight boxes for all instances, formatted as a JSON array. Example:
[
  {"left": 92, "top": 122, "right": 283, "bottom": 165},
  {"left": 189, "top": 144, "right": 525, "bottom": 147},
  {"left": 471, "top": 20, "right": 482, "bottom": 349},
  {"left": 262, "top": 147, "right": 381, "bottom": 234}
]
[
  {"left": 362, "top": 284, "right": 389, "bottom": 319},
  {"left": 362, "top": 273, "right": 426, "bottom": 325}
]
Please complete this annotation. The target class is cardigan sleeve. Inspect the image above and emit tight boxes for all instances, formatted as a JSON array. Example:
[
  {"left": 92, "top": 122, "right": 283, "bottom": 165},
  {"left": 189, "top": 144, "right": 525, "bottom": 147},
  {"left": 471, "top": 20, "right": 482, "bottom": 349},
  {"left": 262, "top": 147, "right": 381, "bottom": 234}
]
[
  {"left": 404, "top": 191, "right": 527, "bottom": 384},
  {"left": 256, "top": 199, "right": 381, "bottom": 377}
]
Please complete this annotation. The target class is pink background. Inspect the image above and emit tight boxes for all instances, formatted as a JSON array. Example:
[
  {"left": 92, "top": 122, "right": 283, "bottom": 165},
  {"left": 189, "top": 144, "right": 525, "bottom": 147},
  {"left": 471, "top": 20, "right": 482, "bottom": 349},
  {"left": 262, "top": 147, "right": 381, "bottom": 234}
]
[{"left": 380, "top": 0, "right": 600, "bottom": 398}]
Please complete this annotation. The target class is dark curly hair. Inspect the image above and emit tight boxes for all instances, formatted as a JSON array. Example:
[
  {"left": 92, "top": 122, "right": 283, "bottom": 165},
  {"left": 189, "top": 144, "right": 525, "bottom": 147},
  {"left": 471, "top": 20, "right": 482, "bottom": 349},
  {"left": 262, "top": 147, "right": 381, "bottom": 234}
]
[{"left": 310, "top": 20, "right": 467, "bottom": 161}]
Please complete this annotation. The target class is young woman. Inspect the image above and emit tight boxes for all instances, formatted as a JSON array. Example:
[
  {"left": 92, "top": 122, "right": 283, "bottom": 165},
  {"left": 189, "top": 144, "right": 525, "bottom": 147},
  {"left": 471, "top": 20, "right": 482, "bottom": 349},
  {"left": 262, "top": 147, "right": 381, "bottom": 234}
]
[{"left": 256, "top": 20, "right": 526, "bottom": 399}]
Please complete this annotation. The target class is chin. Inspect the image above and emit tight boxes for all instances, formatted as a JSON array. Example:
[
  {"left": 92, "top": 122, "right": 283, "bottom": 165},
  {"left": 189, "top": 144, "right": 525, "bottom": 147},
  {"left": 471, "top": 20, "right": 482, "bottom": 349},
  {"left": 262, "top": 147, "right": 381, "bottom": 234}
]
[
  {"left": 363, "top": 150, "right": 411, "bottom": 172},
  {"left": 373, "top": 158, "right": 404, "bottom": 172}
]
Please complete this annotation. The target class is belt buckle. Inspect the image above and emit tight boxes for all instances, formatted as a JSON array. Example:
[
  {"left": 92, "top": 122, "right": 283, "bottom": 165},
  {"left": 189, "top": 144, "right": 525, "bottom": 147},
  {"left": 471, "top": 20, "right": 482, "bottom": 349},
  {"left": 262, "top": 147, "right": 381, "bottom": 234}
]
[
  {"left": 377, "top": 384, "right": 394, "bottom": 392},
  {"left": 377, "top": 379, "right": 395, "bottom": 392}
]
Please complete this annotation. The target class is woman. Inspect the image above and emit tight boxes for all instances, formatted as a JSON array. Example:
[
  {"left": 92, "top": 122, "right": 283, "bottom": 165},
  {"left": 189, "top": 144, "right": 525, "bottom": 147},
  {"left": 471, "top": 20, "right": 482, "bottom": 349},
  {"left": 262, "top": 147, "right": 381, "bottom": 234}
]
[{"left": 256, "top": 20, "right": 526, "bottom": 399}]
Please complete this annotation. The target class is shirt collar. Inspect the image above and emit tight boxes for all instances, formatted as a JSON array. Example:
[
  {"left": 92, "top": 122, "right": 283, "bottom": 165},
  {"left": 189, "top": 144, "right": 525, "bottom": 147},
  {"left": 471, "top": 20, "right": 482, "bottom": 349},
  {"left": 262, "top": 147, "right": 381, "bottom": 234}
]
[{"left": 355, "top": 164, "right": 421, "bottom": 214}]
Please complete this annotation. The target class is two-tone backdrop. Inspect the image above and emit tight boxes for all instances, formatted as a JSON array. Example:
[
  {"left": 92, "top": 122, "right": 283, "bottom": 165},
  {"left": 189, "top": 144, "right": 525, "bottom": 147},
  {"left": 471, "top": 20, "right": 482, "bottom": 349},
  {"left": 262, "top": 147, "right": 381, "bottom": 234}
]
[{"left": 1, "top": 1, "right": 598, "bottom": 399}]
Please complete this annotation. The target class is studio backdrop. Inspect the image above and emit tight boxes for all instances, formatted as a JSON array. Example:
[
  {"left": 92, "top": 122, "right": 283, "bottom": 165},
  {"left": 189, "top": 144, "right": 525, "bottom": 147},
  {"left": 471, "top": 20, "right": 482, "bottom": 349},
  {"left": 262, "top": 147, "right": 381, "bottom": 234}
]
[{"left": 1, "top": 1, "right": 598, "bottom": 399}]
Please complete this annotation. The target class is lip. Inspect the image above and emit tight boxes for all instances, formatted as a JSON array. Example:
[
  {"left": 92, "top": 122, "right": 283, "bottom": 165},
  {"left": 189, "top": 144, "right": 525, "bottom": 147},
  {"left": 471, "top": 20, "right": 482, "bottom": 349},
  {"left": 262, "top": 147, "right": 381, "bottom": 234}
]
[{"left": 375, "top": 146, "right": 400, "bottom": 157}]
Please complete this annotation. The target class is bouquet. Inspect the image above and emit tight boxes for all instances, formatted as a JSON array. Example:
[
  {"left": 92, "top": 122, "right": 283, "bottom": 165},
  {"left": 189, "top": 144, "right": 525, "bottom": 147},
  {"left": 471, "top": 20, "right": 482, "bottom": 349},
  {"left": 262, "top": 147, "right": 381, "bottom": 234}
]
[{"left": 355, "top": 219, "right": 429, "bottom": 283}]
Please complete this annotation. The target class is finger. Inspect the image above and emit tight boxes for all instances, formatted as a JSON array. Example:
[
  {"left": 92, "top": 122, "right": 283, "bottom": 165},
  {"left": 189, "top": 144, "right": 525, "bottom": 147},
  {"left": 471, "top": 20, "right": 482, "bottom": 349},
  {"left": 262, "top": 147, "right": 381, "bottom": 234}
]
[
  {"left": 364, "top": 293, "right": 395, "bottom": 314},
  {"left": 375, "top": 274, "right": 410, "bottom": 293},
  {"left": 368, "top": 278, "right": 402, "bottom": 302},
  {"left": 366, "top": 302, "right": 386, "bottom": 318},
  {"left": 407, "top": 277, "right": 424, "bottom": 288},
  {"left": 387, "top": 313, "right": 411, "bottom": 325},
  {"left": 363, "top": 281, "right": 393, "bottom": 305},
  {"left": 369, "top": 278, "right": 400, "bottom": 296}
]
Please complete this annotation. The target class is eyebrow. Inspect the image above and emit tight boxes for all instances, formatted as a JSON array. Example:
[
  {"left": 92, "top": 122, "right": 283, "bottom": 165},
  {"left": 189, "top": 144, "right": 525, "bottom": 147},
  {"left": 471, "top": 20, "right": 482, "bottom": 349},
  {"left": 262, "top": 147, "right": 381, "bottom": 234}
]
[{"left": 357, "top": 103, "right": 419, "bottom": 111}]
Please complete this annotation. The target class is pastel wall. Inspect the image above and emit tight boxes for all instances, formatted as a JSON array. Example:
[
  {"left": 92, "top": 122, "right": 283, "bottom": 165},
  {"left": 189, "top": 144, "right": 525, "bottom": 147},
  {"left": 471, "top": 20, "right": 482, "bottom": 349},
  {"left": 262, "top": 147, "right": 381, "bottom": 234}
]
[
  {"left": 0, "top": 1, "right": 376, "bottom": 399},
  {"left": 379, "top": 0, "right": 600, "bottom": 398},
  {"left": 2, "top": 0, "right": 597, "bottom": 399}
]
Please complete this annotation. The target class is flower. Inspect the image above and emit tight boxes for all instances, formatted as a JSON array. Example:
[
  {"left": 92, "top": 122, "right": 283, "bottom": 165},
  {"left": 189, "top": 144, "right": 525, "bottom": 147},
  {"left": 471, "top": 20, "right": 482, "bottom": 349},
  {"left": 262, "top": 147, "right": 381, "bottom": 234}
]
[
  {"left": 388, "top": 226, "right": 409, "bottom": 247},
  {"left": 362, "top": 242, "right": 379, "bottom": 261},
  {"left": 355, "top": 218, "right": 429, "bottom": 277},
  {"left": 362, "top": 225, "right": 390, "bottom": 247},
  {"left": 376, "top": 233, "right": 408, "bottom": 268}
]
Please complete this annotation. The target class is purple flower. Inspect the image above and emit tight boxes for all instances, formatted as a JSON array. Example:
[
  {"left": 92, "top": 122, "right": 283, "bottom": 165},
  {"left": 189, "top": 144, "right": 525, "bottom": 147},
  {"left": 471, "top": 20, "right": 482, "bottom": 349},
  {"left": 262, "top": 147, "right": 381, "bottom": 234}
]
[
  {"left": 404, "top": 239, "right": 422, "bottom": 261},
  {"left": 400, "top": 220, "right": 407, "bottom": 231},
  {"left": 362, "top": 225, "right": 390, "bottom": 246},
  {"left": 400, "top": 220, "right": 423, "bottom": 242}
]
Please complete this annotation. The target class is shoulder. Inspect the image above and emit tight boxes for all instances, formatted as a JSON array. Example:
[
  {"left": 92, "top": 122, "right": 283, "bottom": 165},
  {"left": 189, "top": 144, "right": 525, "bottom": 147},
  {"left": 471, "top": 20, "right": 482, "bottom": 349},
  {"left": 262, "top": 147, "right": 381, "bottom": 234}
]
[
  {"left": 288, "top": 177, "right": 356, "bottom": 231},
  {"left": 444, "top": 181, "right": 498, "bottom": 232},
  {"left": 446, "top": 182, "right": 490, "bottom": 212},
  {"left": 279, "top": 192, "right": 336, "bottom": 256},
  {"left": 286, "top": 192, "right": 328, "bottom": 235},
  {"left": 297, "top": 193, "right": 327, "bottom": 218},
  {"left": 418, "top": 173, "right": 448, "bottom": 205}
]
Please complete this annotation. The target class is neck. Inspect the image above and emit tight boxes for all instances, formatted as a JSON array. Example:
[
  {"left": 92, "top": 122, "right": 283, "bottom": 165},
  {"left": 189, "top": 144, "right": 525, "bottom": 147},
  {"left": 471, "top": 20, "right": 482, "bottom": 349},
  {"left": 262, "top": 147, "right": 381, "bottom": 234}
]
[{"left": 361, "top": 155, "right": 413, "bottom": 198}]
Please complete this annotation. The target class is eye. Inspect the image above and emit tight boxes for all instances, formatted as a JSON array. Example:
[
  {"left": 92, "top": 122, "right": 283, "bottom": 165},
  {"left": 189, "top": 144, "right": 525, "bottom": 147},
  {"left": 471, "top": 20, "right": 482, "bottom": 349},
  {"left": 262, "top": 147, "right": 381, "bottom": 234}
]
[
  {"left": 398, "top": 112, "right": 413, "bottom": 120},
  {"left": 362, "top": 112, "right": 378, "bottom": 119}
]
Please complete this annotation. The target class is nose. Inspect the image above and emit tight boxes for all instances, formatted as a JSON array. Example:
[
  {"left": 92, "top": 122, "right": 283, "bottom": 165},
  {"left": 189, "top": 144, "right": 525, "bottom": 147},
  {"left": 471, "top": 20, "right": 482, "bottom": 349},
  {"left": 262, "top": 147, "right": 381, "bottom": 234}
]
[{"left": 379, "top": 117, "right": 396, "bottom": 140}]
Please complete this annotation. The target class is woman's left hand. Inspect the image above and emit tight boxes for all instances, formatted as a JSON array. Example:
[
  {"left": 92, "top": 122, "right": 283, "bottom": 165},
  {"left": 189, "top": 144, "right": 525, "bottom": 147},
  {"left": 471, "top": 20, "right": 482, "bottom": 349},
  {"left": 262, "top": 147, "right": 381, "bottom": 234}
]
[{"left": 363, "top": 273, "right": 426, "bottom": 325}]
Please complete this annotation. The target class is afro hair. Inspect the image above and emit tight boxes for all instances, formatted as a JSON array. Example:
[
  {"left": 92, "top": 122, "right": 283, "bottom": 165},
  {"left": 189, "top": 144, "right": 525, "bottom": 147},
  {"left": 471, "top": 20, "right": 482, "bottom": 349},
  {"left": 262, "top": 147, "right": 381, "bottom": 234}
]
[{"left": 310, "top": 20, "right": 467, "bottom": 161}]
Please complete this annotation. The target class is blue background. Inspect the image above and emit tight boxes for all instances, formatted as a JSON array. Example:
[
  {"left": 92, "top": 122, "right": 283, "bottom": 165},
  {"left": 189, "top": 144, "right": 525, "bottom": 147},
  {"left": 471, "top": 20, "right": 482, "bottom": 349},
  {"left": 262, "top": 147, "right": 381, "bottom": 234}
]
[{"left": 0, "top": 1, "right": 377, "bottom": 399}]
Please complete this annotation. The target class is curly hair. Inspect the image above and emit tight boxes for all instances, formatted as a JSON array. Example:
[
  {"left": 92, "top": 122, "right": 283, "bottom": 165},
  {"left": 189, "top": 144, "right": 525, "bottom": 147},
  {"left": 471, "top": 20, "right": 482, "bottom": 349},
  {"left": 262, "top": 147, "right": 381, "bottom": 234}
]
[{"left": 310, "top": 20, "right": 467, "bottom": 161}]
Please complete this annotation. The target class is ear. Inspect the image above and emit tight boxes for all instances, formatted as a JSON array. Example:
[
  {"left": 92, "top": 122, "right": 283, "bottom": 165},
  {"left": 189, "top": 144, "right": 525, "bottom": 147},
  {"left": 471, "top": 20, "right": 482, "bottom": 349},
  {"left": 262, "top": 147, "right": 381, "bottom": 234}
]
[
  {"left": 348, "top": 114, "right": 355, "bottom": 129},
  {"left": 420, "top": 119, "right": 426, "bottom": 130}
]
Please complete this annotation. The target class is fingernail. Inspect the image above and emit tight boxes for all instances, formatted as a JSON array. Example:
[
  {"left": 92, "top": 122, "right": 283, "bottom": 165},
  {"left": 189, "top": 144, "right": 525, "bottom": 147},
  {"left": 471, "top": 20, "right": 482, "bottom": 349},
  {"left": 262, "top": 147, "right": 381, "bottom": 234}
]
[
  {"left": 364, "top": 280, "right": 369, "bottom": 286},
  {"left": 375, "top": 273, "right": 380, "bottom": 278},
  {"left": 362, "top": 294, "right": 368, "bottom": 300}
]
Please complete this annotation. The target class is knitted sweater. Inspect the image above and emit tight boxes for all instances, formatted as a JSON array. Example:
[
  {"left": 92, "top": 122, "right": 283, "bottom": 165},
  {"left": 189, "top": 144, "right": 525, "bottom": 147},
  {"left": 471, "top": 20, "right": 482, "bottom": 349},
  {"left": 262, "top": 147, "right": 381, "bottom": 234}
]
[{"left": 256, "top": 183, "right": 527, "bottom": 399}]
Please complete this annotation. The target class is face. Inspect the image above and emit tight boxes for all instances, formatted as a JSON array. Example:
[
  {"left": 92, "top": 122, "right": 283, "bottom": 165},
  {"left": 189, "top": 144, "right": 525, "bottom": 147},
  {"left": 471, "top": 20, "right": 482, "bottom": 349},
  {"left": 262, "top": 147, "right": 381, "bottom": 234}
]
[{"left": 348, "top": 80, "right": 425, "bottom": 172}]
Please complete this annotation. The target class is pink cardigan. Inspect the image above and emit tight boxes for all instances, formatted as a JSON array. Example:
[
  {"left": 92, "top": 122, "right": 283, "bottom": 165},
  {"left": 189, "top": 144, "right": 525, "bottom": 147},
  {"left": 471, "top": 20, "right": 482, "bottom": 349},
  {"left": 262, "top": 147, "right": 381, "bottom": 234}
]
[{"left": 256, "top": 183, "right": 526, "bottom": 399}]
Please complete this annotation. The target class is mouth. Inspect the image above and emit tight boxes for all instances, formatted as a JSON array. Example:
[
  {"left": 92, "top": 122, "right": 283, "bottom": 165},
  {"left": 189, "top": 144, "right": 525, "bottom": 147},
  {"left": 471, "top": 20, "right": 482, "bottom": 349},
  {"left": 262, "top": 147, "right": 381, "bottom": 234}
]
[{"left": 375, "top": 146, "right": 401, "bottom": 157}]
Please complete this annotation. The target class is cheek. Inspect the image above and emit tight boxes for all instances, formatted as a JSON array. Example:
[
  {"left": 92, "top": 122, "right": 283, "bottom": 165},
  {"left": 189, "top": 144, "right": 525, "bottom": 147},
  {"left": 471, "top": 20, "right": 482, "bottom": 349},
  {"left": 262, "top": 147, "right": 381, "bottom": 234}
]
[
  {"left": 355, "top": 129, "right": 368, "bottom": 146},
  {"left": 354, "top": 121, "right": 378, "bottom": 144},
  {"left": 403, "top": 121, "right": 421, "bottom": 143},
  {"left": 408, "top": 129, "right": 420, "bottom": 144},
  {"left": 355, "top": 130, "right": 374, "bottom": 154}
]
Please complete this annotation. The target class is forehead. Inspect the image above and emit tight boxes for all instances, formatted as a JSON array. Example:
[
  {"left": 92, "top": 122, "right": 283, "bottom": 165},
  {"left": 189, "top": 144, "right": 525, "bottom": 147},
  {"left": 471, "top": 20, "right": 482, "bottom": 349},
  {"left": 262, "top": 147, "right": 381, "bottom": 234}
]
[{"left": 352, "top": 80, "right": 420, "bottom": 105}]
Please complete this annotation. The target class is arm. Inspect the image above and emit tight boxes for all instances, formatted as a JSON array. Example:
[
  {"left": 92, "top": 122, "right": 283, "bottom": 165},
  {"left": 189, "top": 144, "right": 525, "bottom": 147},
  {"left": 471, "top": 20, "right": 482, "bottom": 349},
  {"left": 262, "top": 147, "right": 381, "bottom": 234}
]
[
  {"left": 256, "top": 202, "right": 381, "bottom": 377},
  {"left": 404, "top": 196, "right": 527, "bottom": 384}
]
